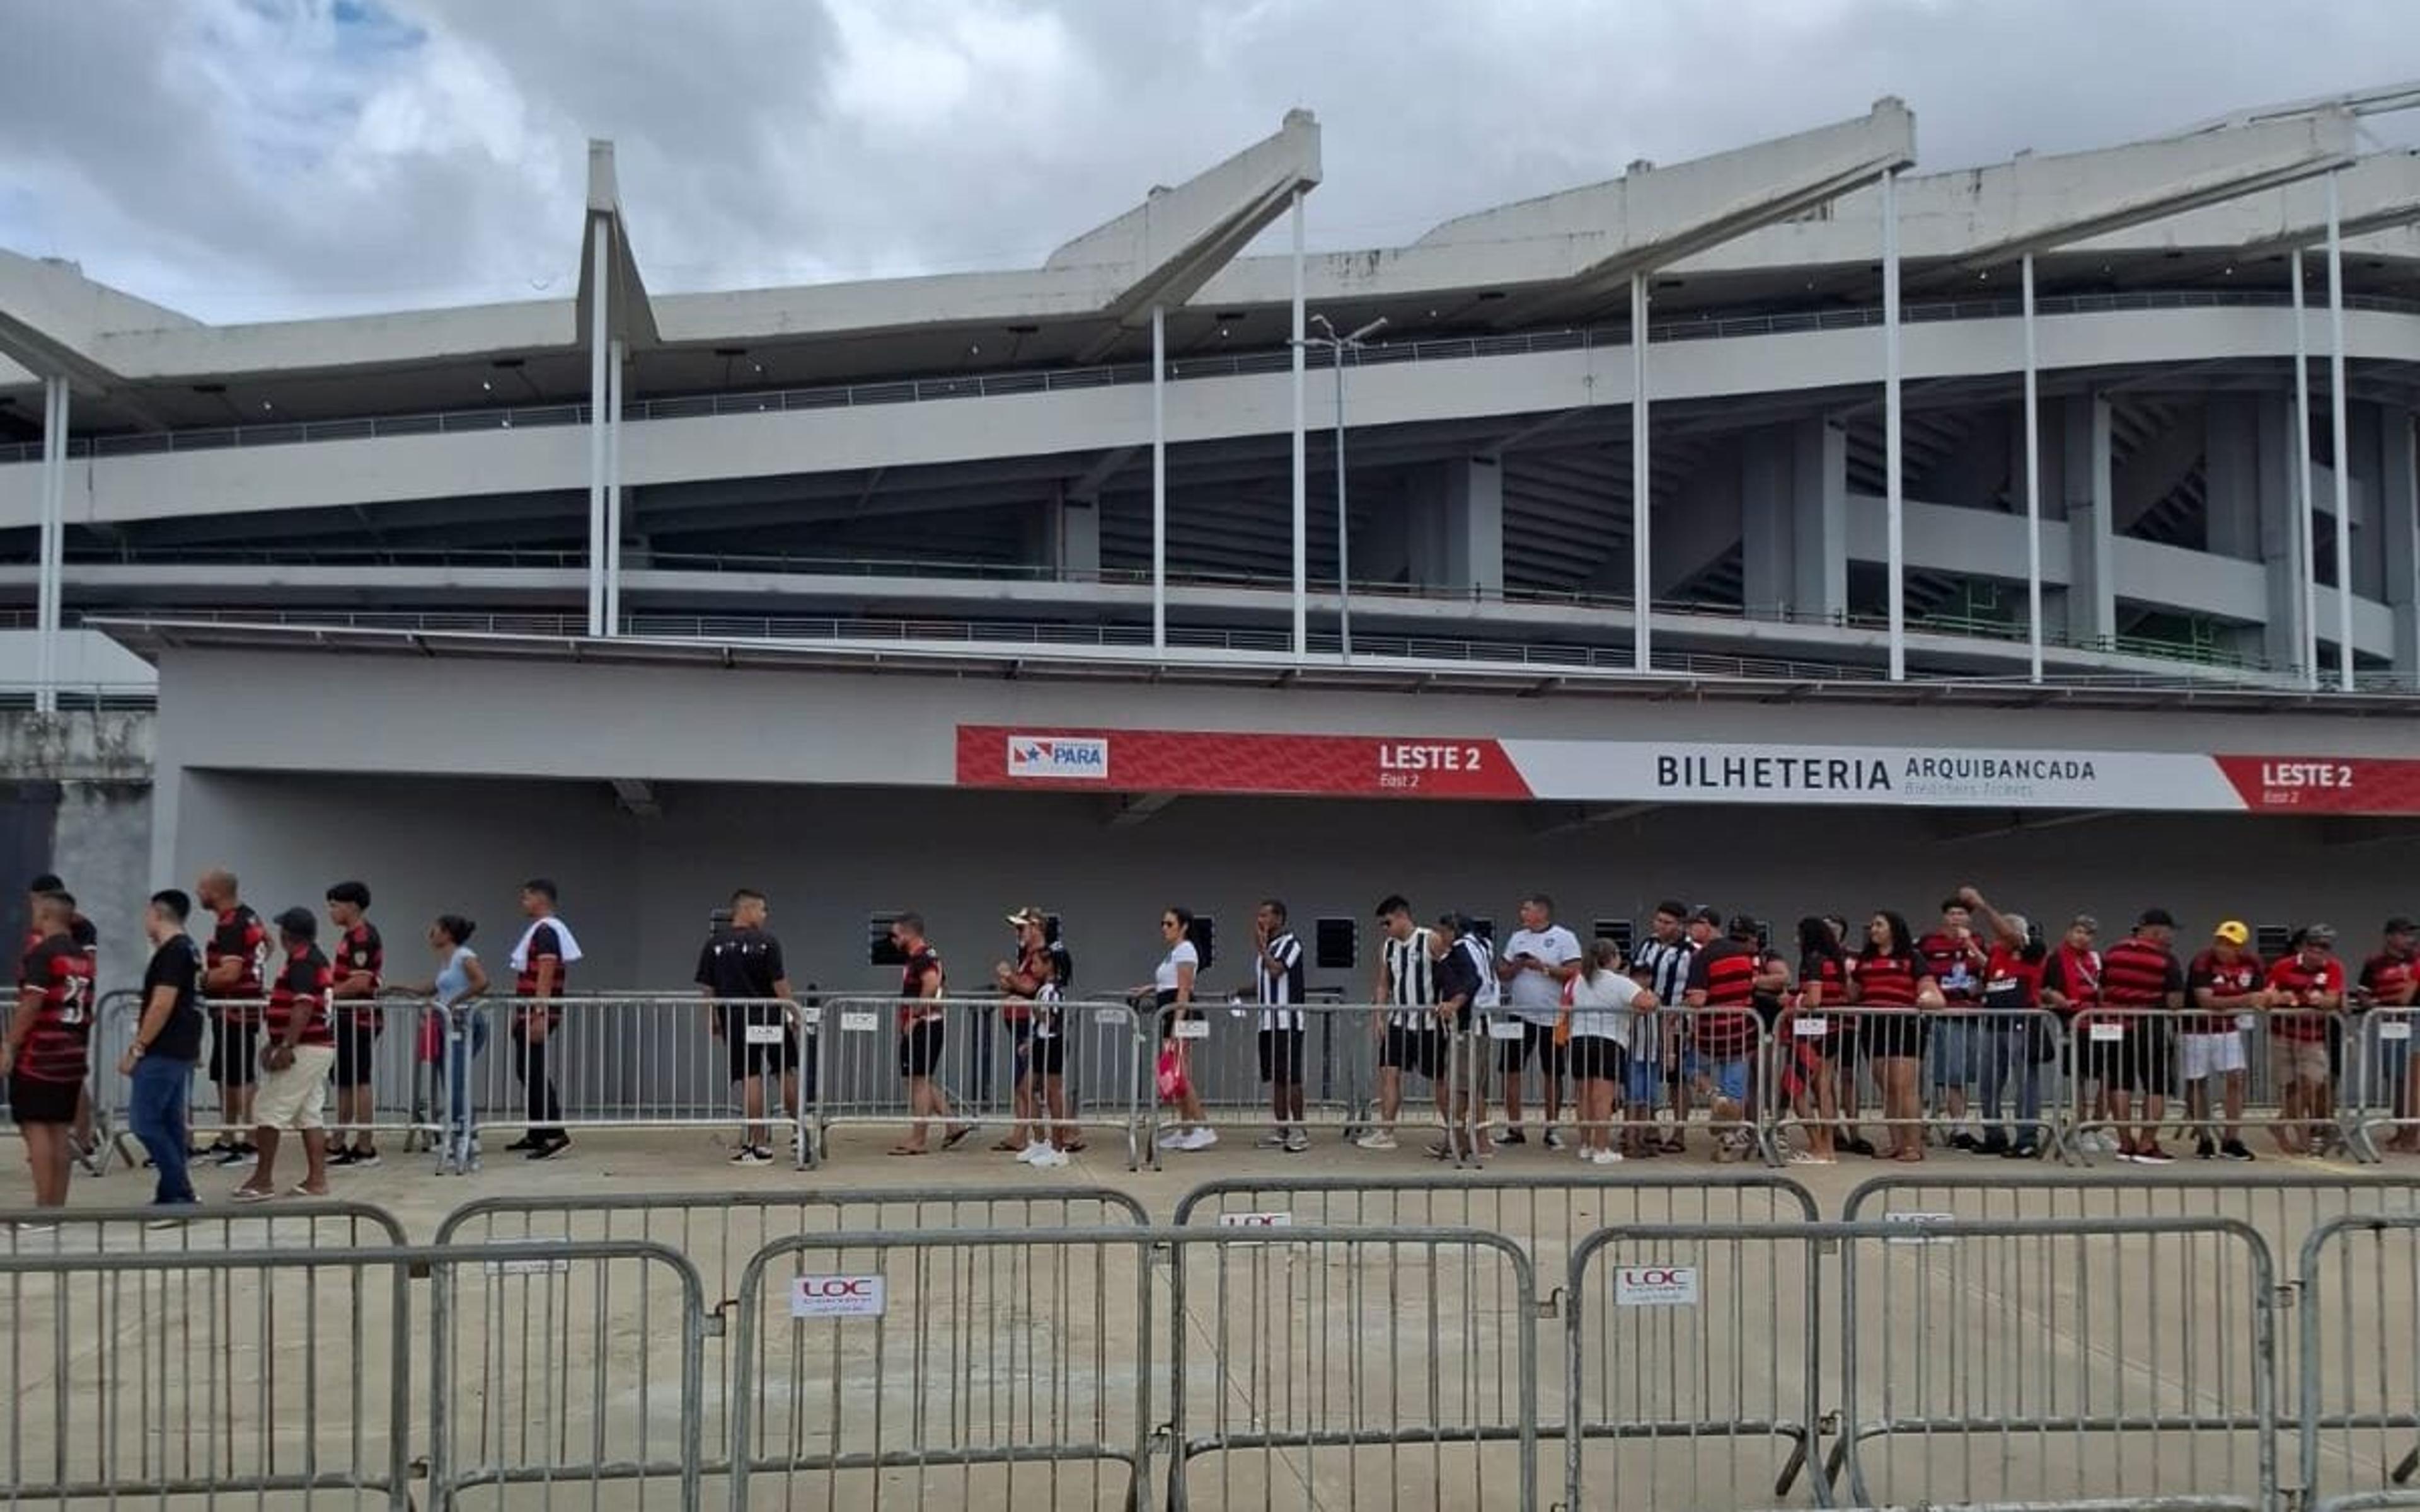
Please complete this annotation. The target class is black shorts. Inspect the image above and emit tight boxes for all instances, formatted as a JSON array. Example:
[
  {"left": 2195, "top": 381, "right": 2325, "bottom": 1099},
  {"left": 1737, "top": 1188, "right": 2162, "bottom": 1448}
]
[
  {"left": 1381, "top": 1024, "right": 1442, "bottom": 1079},
  {"left": 1500, "top": 1021, "right": 1567, "bottom": 1077},
  {"left": 333, "top": 1022, "right": 380, "bottom": 1090},
  {"left": 1864, "top": 1013, "right": 1929, "bottom": 1060},
  {"left": 1568, "top": 1036, "right": 1624, "bottom": 1084},
  {"left": 1258, "top": 1026, "right": 1306, "bottom": 1084},
  {"left": 2116, "top": 1021, "right": 2175, "bottom": 1096},
  {"left": 8, "top": 1072, "right": 79, "bottom": 1126},
  {"left": 727, "top": 1029, "right": 798, "bottom": 1084},
  {"left": 898, "top": 1019, "right": 945, "bottom": 1079},
  {"left": 1022, "top": 1032, "right": 1067, "bottom": 1077},
  {"left": 209, "top": 1017, "right": 262, "bottom": 1088}
]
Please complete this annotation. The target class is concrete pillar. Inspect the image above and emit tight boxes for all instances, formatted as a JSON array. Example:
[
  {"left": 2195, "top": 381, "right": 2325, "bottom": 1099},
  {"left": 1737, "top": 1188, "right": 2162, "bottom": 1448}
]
[
  {"left": 1740, "top": 426, "right": 1794, "bottom": 614},
  {"left": 1403, "top": 457, "right": 1503, "bottom": 597},
  {"left": 2385, "top": 407, "right": 2420, "bottom": 677},
  {"left": 2204, "top": 396, "right": 2260, "bottom": 561},
  {"left": 2256, "top": 394, "right": 2312, "bottom": 675},
  {"left": 1790, "top": 418, "right": 1848, "bottom": 624},
  {"left": 2063, "top": 394, "right": 2114, "bottom": 648},
  {"left": 2349, "top": 401, "right": 2384, "bottom": 602}
]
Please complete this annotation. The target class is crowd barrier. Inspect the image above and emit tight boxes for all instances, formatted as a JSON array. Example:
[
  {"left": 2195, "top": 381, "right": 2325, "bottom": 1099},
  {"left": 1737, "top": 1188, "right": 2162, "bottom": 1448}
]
[
  {"left": 2065, "top": 1005, "right": 2375, "bottom": 1164},
  {"left": 1766, "top": 1005, "right": 2066, "bottom": 1160},
  {"left": 18, "top": 1177, "right": 2420, "bottom": 1510},
  {"left": 2346, "top": 1007, "right": 2420, "bottom": 1162}
]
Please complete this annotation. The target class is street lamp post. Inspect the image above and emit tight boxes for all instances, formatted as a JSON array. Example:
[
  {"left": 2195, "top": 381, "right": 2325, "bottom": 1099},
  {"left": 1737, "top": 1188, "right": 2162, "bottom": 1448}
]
[{"left": 1299, "top": 313, "right": 1386, "bottom": 657}]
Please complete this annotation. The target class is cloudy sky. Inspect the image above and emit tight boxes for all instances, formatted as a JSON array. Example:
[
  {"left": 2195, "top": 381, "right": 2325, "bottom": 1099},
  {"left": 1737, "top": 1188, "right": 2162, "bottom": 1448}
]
[{"left": 4, "top": 0, "right": 2417, "bottom": 325}]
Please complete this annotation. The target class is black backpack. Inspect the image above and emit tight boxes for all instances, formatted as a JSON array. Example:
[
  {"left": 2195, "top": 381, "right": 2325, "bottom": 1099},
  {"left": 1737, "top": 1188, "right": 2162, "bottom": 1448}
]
[{"left": 1044, "top": 917, "right": 1076, "bottom": 994}]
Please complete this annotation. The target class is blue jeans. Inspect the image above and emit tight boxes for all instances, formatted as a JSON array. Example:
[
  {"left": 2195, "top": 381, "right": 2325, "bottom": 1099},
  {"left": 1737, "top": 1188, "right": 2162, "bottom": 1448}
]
[
  {"left": 127, "top": 1054, "right": 197, "bottom": 1205},
  {"left": 1979, "top": 1023, "right": 2043, "bottom": 1145},
  {"left": 441, "top": 1010, "right": 491, "bottom": 1154}
]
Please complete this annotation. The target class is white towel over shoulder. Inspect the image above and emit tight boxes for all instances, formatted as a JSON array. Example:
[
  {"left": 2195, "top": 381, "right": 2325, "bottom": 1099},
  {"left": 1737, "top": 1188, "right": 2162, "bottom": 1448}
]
[{"left": 509, "top": 917, "right": 584, "bottom": 971}]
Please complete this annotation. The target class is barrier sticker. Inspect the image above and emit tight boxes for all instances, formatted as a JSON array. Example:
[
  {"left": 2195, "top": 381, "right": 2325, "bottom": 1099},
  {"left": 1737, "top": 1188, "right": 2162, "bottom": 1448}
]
[
  {"left": 840, "top": 1011, "right": 880, "bottom": 1033},
  {"left": 2381, "top": 1021, "right": 2414, "bottom": 1042},
  {"left": 1614, "top": 1266, "right": 1699, "bottom": 1307},
  {"left": 744, "top": 1023, "right": 787, "bottom": 1046},
  {"left": 1175, "top": 1019, "right": 1211, "bottom": 1040},
  {"left": 2089, "top": 1022, "right": 2124, "bottom": 1043},
  {"left": 484, "top": 1256, "right": 570, "bottom": 1276},
  {"left": 1217, "top": 1211, "right": 1294, "bottom": 1230},
  {"left": 1488, "top": 1018, "right": 1527, "bottom": 1041},
  {"left": 796, "top": 1005, "right": 822, "bottom": 1028},
  {"left": 1793, "top": 1016, "right": 1829, "bottom": 1036},
  {"left": 1092, "top": 1006, "right": 1133, "bottom": 1027},
  {"left": 1885, "top": 1211, "right": 1958, "bottom": 1246},
  {"left": 792, "top": 1275, "right": 887, "bottom": 1319}
]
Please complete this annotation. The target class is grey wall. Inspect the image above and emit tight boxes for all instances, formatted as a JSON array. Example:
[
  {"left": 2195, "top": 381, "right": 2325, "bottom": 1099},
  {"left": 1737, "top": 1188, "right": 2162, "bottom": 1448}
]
[{"left": 170, "top": 771, "right": 2420, "bottom": 997}]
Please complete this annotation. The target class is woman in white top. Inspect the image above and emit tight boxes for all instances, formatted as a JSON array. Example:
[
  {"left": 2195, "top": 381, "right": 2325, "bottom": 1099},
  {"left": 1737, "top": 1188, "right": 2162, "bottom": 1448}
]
[
  {"left": 1136, "top": 907, "right": 1214, "bottom": 1152},
  {"left": 1565, "top": 937, "right": 1654, "bottom": 1165}
]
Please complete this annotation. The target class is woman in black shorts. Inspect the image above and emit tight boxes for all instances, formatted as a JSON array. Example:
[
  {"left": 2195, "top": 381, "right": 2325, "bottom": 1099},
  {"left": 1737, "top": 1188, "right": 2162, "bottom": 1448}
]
[
  {"left": 1145, "top": 908, "right": 1213, "bottom": 1152},
  {"left": 1853, "top": 911, "right": 1943, "bottom": 1162}
]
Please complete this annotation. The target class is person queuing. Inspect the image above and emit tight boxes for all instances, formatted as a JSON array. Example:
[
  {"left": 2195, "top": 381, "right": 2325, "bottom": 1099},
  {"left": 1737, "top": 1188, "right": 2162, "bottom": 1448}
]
[
  {"left": 119, "top": 889, "right": 205, "bottom": 1215},
  {"left": 994, "top": 905, "right": 1076, "bottom": 1166},
  {"left": 889, "top": 912, "right": 974, "bottom": 1156},
  {"left": 2039, "top": 914, "right": 2111, "bottom": 1154},
  {"left": 1963, "top": 887, "right": 2047, "bottom": 1159},
  {"left": 404, "top": 914, "right": 489, "bottom": 1172},
  {"left": 4, "top": 890, "right": 96, "bottom": 1223},
  {"left": 1852, "top": 911, "right": 1944, "bottom": 1162},
  {"left": 2100, "top": 908, "right": 2186, "bottom": 1165},
  {"left": 1145, "top": 907, "right": 1213, "bottom": 1152},
  {"left": 196, "top": 868, "right": 268, "bottom": 1168},
  {"left": 699, "top": 888, "right": 801, "bottom": 1168},
  {"left": 505, "top": 879, "right": 577, "bottom": 1161},
  {"left": 1565, "top": 937, "right": 1649, "bottom": 1165},
  {"left": 1497, "top": 894, "right": 1580, "bottom": 1150},
  {"left": 2267, "top": 924, "right": 2346, "bottom": 1157},
  {"left": 233, "top": 907, "right": 336, "bottom": 1203},
  {"left": 1783, "top": 916, "right": 1847, "bottom": 1165},
  {"left": 323, "top": 881, "right": 384, "bottom": 1168},
  {"left": 1626, "top": 900, "right": 1695, "bottom": 1157},
  {"left": 1918, "top": 896, "right": 1990, "bottom": 1150},
  {"left": 1363, "top": 896, "right": 1442, "bottom": 1153},
  {"left": 23, "top": 875, "right": 99, "bottom": 1172},
  {"left": 1426, "top": 915, "right": 1485, "bottom": 1160},
  {"left": 1683, "top": 914, "right": 1763, "bottom": 1163},
  {"left": 2360, "top": 916, "right": 2417, "bottom": 1154},
  {"left": 1446, "top": 914, "right": 1501, "bottom": 1159},
  {"left": 1247, "top": 899, "right": 1308, "bottom": 1155},
  {"left": 2184, "top": 920, "right": 2262, "bottom": 1162}
]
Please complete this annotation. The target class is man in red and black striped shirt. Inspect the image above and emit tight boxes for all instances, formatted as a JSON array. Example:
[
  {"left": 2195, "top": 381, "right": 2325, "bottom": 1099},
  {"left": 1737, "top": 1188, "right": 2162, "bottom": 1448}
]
[
  {"left": 197, "top": 868, "right": 269, "bottom": 1166},
  {"left": 509, "top": 879, "right": 572, "bottom": 1160},
  {"left": 2184, "top": 921, "right": 2262, "bottom": 1162},
  {"left": 235, "top": 908, "right": 337, "bottom": 1202},
  {"left": 324, "top": 881, "right": 385, "bottom": 1167},
  {"left": 2360, "top": 917, "right": 2418, "bottom": 1154},
  {"left": 25, "top": 873, "right": 100, "bottom": 1171},
  {"left": 5, "top": 890, "right": 96, "bottom": 1214},
  {"left": 1683, "top": 915, "right": 1763, "bottom": 1160},
  {"left": 2102, "top": 908, "right": 2186, "bottom": 1164},
  {"left": 2266, "top": 925, "right": 2346, "bottom": 1156}
]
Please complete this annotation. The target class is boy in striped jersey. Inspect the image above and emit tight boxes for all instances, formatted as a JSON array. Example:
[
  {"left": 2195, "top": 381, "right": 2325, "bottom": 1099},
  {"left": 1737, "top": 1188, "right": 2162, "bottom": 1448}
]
[
  {"left": 1362, "top": 895, "right": 1441, "bottom": 1152},
  {"left": 1250, "top": 899, "right": 1308, "bottom": 1153}
]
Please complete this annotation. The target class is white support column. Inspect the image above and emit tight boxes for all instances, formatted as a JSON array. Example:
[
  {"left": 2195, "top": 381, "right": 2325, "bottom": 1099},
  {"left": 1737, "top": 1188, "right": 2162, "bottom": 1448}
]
[
  {"left": 2326, "top": 173, "right": 2355, "bottom": 692},
  {"left": 2022, "top": 253, "right": 2044, "bottom": 684},
  {"left": 586, "top": 219, "right": 610, "bottom": 638},
  {"left": 1151, "top": 302, "right": 1167, "bottom": 652},
  {"left": 1881, "top": 168, "right": 1906, "bottom": 681},
  {"left": 604, "top": 336, "right": 625, "bottom": 634},
  {"left": 2293, "top": 248, "right": 2319, "bottom": 687},
  {"left": 1289, "top": 190, "right": 1307, "bottom": 659},
  {"left": 1630, "top": 271, "right": 1651, "bottom": 673},
  {"left": 35, "top": 375, "right": 66, "bottom": 714}
]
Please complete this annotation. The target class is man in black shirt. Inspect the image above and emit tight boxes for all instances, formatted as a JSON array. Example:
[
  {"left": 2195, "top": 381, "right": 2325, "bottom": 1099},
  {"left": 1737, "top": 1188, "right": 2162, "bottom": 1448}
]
[
  {"left": 118, "top": 889, "right": 205, "bottom": 1211},
  {"left": 1427, "top": 915, "right": 1485, "bottom": 1162},
  {"left": 696, "top": 888, "right": 800, "bottom": 1167}
]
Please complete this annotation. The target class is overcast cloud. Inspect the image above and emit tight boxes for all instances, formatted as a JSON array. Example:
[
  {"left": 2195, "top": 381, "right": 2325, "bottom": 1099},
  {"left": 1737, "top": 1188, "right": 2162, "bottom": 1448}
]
[{"left": 2, "top": 0, "right": 2416, "bottom": 324}]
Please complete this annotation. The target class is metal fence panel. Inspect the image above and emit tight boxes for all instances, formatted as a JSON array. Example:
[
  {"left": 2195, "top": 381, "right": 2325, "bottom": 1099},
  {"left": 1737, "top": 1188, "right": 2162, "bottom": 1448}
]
[
  {"left": 427, "top": 1239, "right": 708, "bottom": 1512},
  {"left": 812, "top": 996, "right": 1146, "bottom": 1168},
  {"left": 1838, "top": 1217, "right": 2276, "bottom": 1510},
  {"left": 0, "top": 1246, "right": 413, "bottom": 1509},
  {"left": 1766, "top": 1006, "right": 2066, "bottom": 1164},
  {"left": 0, "top": 1199, "right": 408, "bottom": 1256},
  {"left": 2066, "top": 1005, "right": 2356, "bottom": 1164},
  {"left": 2299, "top": 1215, "right": 2420, "bottom": 1511},
  {"left": 2346, "top": 1009, "right": 2420, "bottom": 1161},
  {"left": 1565, "top": 1223, "right": 1826, "bottom": 1510}
]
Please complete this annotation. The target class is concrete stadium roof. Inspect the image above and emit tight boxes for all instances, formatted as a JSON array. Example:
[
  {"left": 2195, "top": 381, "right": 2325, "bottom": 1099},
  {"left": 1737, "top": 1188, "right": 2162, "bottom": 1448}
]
[{"left": 3, "top": 90, "right": 2416, "bottom": 437}]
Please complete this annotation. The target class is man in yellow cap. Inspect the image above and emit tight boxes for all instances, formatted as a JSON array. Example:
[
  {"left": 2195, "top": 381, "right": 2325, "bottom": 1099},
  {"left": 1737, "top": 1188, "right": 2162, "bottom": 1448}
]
[{"left": 2182, "top": 920, "right": 2263, "bottom": 1160}]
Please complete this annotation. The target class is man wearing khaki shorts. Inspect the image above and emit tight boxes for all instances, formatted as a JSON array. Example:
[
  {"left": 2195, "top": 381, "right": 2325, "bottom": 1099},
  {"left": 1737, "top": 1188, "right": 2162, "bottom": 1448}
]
[
  {"left": 234, "top": 908, "right": 337, "bottom": 1202},
  {"left": 2264, "top": 925, "right": 2346, "bottom": 1157}
]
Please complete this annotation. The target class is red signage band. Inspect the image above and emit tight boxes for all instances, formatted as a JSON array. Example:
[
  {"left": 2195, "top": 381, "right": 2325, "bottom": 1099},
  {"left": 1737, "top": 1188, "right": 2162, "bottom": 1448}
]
[
  {"left": 2212, "top": 757, "right": 2420, "bottom": 815},
  {"left": 958, "top": 726, "right": 1531, "bottom": 799}
]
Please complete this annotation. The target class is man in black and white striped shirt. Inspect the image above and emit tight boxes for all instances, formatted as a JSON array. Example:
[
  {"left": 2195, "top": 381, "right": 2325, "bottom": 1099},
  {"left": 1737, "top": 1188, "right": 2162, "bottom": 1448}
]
[
  {"left": 1252, "top": 898, "right": 1308, "bottom": 1153},
  {"left": 1363, "top": 894, "right": 1441, "bottom": 1151},
  {"left": 1627, "top": 898, "right": 1697, "bottom": 1156}
]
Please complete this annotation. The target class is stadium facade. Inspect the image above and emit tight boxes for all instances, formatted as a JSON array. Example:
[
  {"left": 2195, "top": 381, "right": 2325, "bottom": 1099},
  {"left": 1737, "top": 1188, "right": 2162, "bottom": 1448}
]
[{"left": 3, "top": 89, "right": 2420, "bottom": 992}]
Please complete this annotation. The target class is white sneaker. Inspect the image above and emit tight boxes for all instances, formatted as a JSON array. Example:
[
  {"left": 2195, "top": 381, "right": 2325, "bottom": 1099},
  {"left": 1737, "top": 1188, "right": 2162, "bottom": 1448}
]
[
  {"left": 1543, "top": 1128, "right": 1569, "bottom": 1151},
  {"left": 1282, "top": 1128, "right": 1310, "bottom": 1154},
  {"left": 1577, "top": 1147, "right": 1596, "bottom": 1165},
  {"left": 1257, "top": 1130, "right": 1289, "bottom": 1149},
  {"left": 1354, "top": 1130, "right": 1398, "bottom": 1151},
  {"left": 1017, "top": 1142, "right": 1051, "bottom": 1164},
  {"left": 1180, "top": 1127, "right": 1219, "bottom": 1151},
  {"left": 1156, "top": 1129, "right": 1189, "bottom": 1150},
  {"left": 1028, "top": 1146, "right": 1069, "bottom": 1169},
  {"left": 1590, "top": 1148, "right": 1625, "bottom": 1165},
  {"left": 729, "top": 1147, "right": 771, "bottom": 1167}
]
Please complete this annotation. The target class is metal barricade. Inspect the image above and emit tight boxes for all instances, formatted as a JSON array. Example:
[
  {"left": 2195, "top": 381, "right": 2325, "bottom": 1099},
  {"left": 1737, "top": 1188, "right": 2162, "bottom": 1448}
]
[
  {"left": 2347, "top": 1007, "right": 2420, "bottom": 1162},
  {"left": 0, "top": 1244, "right": 414, "bottom": 1509},
  {"left": 1143, "top": 1000, "right": 1482, "bottom": 1166},
  {"left": 427, "top": 1238, "right": 710, "bottom": 1511},
  {"left": 1565, "top": 1222, "right": 1828, "bottom": 1510},
  {"left": 437, "top": 1186, "right": 1150, "bottom": 1460},
  {"left": 810, "top": 995, "right": 1146, "bottom": 1167},
  {"left": 1765, "top": 1005, "right": 2064, "bottom": 1164},
  {"left": 2069, "top": 1004, "right": 2356, "bottom": 1164},
  {"left": 1836, "top": 1216, "right": 2278, "bottom": 1510},
  {"left": 727, "top": 1223, "right": 1539, "bottom": 1512},
  {"left": 0, "top": 1198, "right": 407, "bottom": 1256},
  {"left": 2298, "top": 1215, "right": 2420, "bottom": 1511}
]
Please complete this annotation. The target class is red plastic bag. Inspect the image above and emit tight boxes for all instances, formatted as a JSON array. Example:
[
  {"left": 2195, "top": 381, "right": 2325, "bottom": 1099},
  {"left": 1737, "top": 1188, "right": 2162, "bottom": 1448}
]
[
  {"left": 417, "top": 1011, "right": 442, "bottom": 1064},
  {"left": 1156, "top": 1045, "right": 1190, "bottom": 1101}
]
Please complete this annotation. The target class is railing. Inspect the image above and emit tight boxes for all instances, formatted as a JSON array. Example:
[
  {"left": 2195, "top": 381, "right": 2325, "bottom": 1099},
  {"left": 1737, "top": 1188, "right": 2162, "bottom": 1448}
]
[{"left": 8, "top": 285, "right": 2416, "bottom": 466}]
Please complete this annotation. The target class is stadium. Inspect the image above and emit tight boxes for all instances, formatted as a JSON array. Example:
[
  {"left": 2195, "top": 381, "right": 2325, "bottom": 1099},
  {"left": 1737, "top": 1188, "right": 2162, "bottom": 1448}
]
[{"left": 8, "top": 69, "right": 2420, "bottom": 1512}]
